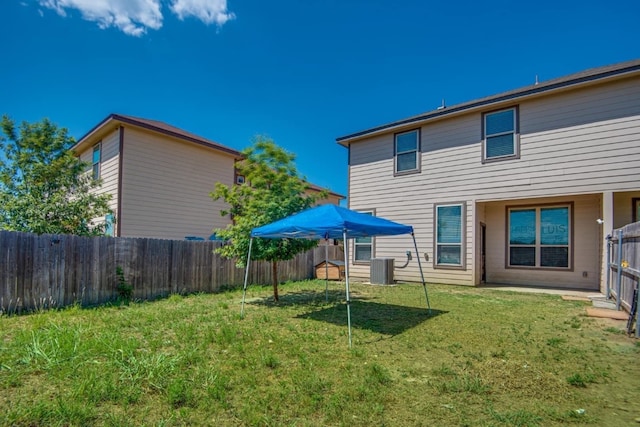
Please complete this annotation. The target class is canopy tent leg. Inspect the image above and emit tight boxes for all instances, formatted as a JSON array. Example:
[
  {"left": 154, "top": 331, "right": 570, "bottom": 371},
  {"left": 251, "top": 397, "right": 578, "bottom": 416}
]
[
  {"left": 343, "top": 230, "right": 352, "bottom": 348},
  {"left": 412, "top": 232, "right": 431, "bottom": 314},
  {"left": 240, "top": 238, "right": 254, "bottom": 318},
  {"left": 325, "top": 238, "right": 329, "bottom": 302}
]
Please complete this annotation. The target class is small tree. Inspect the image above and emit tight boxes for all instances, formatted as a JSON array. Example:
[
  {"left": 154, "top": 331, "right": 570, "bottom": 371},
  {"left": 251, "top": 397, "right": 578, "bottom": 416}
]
[
  {"left": 0, "top": 115, "right": 112, "bottom": 235},
  {"left": 211, "top": 137, "right": 327, "bottom": 301}
]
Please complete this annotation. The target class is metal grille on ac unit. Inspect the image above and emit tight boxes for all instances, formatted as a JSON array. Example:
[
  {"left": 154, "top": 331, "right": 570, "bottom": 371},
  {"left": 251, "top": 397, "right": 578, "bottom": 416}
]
[{"left": 370, "top": 258, "right": 394, "bottom": 284}]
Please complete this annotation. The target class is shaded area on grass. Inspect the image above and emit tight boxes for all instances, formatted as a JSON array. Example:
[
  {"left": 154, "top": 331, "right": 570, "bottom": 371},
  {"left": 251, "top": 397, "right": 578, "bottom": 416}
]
[
  {"left": 297, "top": 300, "right": 446, "bottom": 336},
  {"left": 249, "top": 289, "right": 351, "bottom": 307},
  {"left": 246, "top": 287, "right": 443, "bottom": 336}
]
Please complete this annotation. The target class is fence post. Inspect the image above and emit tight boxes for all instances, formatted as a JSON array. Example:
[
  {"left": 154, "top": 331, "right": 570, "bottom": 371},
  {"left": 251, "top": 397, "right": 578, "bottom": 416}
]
[
  {"left": 615, "top": 229, "right": 623, "bottom": 311},
  {"left": 606, "top": 234, "right": 611, "bottom": 300},
  {"left": 632, "top": 277, "right": 640, "bottom": 338},
  {"left": 636, "top": 277, "right": 640, "bottom": 339}
]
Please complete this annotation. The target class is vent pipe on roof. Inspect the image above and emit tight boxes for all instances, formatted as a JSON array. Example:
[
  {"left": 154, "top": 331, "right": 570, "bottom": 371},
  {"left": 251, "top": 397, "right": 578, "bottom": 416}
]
[{"left": 436, "top": 99, "right": 446, "bottom": 110}]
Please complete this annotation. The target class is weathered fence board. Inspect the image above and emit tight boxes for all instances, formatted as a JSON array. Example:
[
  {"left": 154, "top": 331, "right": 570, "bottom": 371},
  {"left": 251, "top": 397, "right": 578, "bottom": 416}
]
[
  {"left": 609, "top": 221, "right": 640, "bottom": 312},
  {"left": 0, "top": 231, "right": 344, "bottom": 313}
]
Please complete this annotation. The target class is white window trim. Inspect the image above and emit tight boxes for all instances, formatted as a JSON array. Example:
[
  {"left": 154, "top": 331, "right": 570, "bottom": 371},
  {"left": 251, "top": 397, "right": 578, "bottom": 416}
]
[
  {"left": 482, "top": 107, "right": 519, "bottom": 163},
  {"left": 92, "top": 142, "right": 102, "bottom": 180},
  {"left": 394, "top": 129, "right": 421, "bottom": 175},
  {"left": 507, "top": 204, "right": 572, "bottom": 270},
  {"left": 353, "top": 209, "right": 375, "bottom": 264},
  {"left": 434, "top": 202, "right": 466, "bottom": 270}
]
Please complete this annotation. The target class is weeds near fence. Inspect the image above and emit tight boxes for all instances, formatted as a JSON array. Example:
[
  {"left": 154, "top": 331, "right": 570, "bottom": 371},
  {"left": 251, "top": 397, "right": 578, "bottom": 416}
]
[
  {"left": 115, "top": 266, "right": 133, "bottom": 304},
  {"left": 33, "top": 295, "right": 58, "bottom": 313},
  {"left": 0, "top": 298, "right": 21, "bottom": 317}
]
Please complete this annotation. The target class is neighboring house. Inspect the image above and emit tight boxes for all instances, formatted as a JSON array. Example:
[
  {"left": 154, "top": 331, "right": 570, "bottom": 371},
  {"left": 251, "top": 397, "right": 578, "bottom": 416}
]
[
  {"left": 73, "top": 114, "right": 343, "bottom": 240},
  {"left": 337, "top": 59, "right": 640, "bottom": 291}
]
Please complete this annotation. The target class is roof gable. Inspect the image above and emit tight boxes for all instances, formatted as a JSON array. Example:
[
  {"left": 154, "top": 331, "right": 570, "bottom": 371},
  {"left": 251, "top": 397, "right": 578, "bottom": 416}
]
[{"left": 74, "top": 113, "right": 242, "bottom": 158}]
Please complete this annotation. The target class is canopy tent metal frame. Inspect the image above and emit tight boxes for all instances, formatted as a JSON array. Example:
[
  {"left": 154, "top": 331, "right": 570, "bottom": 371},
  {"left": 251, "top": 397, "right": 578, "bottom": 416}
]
[{"left": 240, "top": 205, "right": 431, "bottom": 348}]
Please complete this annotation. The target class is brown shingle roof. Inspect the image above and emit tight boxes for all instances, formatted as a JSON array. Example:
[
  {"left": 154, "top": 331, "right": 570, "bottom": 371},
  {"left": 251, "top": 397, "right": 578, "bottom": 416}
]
[
  {"left": 305, "top": 182, "right": 345, "bottom": 199},
  {"left": 336, "top": 59, "right": 640, "bottom": 144},
  {"left": 75, "top": 113, "right": 242, "bottom": 158},
  {"left": 75, "top": 113, "right": 345, "bottom": 199}
]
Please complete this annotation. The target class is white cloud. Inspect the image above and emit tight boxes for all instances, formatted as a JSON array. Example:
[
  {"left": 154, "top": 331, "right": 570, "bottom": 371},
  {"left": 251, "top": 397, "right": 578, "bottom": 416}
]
[
  {"left": 39, "top": 0, "right": 163, "bottom": 36},
  {"left": 38, "top": 0, "right": 235, "bottom": 37},
  {"left": 170, "top": 0, "right": 235, "bottom": 26}
]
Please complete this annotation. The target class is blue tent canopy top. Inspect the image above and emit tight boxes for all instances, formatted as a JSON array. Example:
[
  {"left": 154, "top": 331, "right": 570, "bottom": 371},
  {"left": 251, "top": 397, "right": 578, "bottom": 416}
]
[{"left": 251, "top": 204, "right": 413, "bottom": 240}]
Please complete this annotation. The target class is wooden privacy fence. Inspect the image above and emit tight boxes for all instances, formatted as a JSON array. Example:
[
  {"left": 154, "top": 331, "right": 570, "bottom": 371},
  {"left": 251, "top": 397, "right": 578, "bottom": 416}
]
[
  {"left": 607, "top": 221, "right": 640, "bottom": 337},
  {"left": 0, "top": 231, "right": 344, "bottom": 313}
]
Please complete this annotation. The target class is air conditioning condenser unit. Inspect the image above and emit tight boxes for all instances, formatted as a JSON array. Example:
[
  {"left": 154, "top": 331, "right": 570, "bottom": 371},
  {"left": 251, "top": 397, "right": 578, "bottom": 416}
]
[{"left": 370, "top": 258, "right": 394, "bottom": 285}]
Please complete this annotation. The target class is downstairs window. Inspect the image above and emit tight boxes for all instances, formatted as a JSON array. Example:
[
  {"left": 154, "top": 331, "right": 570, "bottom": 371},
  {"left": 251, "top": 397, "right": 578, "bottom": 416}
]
[{"left": 508, "top": 205, "right": 571, "bottom": 269}]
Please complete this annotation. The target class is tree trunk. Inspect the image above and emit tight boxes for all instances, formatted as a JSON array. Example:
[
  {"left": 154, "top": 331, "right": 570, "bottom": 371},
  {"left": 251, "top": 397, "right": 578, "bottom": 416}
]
[{"left": 271, "top": 260, "right": 279, "bottom": 302}]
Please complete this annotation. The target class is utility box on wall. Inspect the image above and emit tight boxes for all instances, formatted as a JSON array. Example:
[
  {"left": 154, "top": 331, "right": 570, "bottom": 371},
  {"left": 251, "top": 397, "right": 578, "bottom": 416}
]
[{"left": 370, "top": 258, "right": 394, "bottom": 284}]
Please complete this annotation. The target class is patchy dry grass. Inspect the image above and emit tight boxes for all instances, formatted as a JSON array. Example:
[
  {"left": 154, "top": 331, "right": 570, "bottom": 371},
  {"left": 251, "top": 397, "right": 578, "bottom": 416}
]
[{"left": 0, "top": 280, "right": 638, "bottom": 426}]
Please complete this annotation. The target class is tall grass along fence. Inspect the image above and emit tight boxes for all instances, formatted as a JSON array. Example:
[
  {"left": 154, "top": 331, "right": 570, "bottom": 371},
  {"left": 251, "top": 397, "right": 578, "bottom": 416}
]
[
  {"left": 0, "top": 231, "right": 343, "bottom": 313},
  {"left": 607, "top": 221, "right": 640, "bottom": 336}
]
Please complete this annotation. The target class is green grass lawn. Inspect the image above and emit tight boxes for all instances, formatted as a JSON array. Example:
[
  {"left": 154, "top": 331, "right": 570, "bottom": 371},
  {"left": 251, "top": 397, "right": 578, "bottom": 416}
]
[{"left": 1, "top": 280, "right": 639, "bottom": 426}]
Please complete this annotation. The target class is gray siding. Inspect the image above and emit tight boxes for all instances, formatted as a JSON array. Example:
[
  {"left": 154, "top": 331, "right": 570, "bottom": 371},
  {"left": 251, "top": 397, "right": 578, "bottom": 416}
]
[{"left": 348, "top": 75, "right": 640, "bottom": 287}]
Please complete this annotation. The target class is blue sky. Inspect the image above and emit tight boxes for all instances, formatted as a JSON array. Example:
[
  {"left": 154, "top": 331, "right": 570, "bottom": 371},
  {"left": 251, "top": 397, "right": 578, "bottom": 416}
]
[{"left": 1, "top": 0, "right": 639, "bottom": 197}]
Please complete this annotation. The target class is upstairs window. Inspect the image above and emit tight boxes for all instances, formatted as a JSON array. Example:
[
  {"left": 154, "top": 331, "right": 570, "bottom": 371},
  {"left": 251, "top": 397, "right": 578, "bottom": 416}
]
[
  {"left": 395, "top": 129, "right": 420, "bottom": 174},
  {"left": 92, "top": 143, "right": 102, "bottom": 180},
  {"left": 483, "top": 107, "right": 519, "bottom": 162}
]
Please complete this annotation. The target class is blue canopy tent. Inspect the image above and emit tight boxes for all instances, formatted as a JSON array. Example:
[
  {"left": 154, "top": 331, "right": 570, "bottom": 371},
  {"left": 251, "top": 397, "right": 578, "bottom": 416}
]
[{"left": 241, "top": 204, "right": 431, "bottom": 347}]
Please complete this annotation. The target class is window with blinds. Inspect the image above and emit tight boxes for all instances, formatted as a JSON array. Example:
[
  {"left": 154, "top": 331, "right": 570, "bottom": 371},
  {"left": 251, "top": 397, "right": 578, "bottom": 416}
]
[
  {"left": 508, "top": 205, "right": 571, "bottom": 269},
  {"left": 483, "top": 107, "right": 519, "bottom": 162},
  {"left": 394, "top": 129, "right": 420, "bottom": 174},
  {"left": 435, "top": 203, "right": 464, "bottom": 267}
]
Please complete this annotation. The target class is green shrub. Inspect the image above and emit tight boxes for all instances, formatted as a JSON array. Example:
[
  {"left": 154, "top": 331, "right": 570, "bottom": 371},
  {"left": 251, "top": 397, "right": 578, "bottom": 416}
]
[{"left": 116, "top": 267, "right": 133, "bottom": 304}]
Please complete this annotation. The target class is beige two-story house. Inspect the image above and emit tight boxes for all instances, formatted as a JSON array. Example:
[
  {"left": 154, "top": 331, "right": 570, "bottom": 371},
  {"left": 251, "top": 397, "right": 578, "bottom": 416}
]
[
  {"left": 74, "top": 114, "right": 343, "bottom": 240},
  {"left": 337, "top": 60, "right": 640, "bottom": 291}
]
